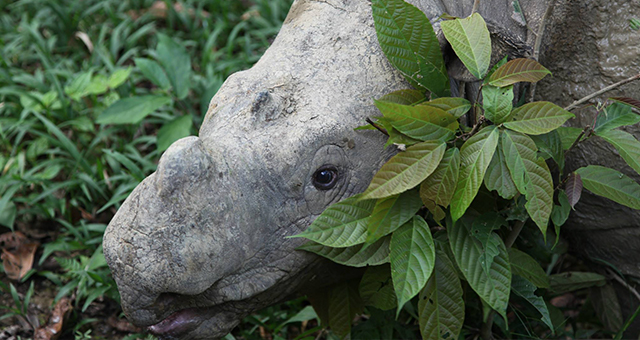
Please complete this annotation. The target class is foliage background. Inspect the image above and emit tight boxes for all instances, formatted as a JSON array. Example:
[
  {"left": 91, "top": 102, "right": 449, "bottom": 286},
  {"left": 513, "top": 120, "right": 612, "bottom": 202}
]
[{"left": 0, "top": 0, "right": 328, "bottom": 339}]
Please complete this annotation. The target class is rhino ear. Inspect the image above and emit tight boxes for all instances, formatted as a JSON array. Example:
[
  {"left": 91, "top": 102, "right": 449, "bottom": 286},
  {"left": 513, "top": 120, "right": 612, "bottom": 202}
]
[{"left": 251, "top": 90, "right": 292, "bottom": 123}]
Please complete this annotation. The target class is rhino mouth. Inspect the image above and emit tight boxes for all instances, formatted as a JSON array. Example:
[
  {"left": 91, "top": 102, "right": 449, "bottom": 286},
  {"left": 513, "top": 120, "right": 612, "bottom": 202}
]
[
  {"left": 144, "top": 298, "right": 239, "bottom": 340},
  {"left": 147, "top": 307, "right": 207, "bottom": 338}
]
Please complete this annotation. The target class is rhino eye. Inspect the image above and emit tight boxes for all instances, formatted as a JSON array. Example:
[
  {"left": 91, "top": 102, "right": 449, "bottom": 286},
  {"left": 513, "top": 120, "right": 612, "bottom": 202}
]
[{"left": 312, "top": 166, "right": 339, "bottom": 190}]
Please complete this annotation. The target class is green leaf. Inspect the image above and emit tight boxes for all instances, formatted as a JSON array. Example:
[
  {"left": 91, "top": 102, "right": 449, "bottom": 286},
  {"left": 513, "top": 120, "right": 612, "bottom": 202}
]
[
  {"left": 362, "top": 141, "right": 446, "bottom": 199},
  {"left": 594, "top": 102, "right": 640, "bottom": 133},
  {"left": 365, "top": 189, "right": 422, "bottom": 244},
  {"left": 488, "top": 58, "right": 551, "bottom": 87},
  {"left": 107, "top": 67, "right": 132, "bottom": 89},
  {"left": 448, "top": 217, "right": 511, "bottom": 319},
  {"left": 484, "top": 56, "right": 508, "bottom": 82},
  {"left": 511, "top": 275, "right": 554, "bottom": 333},
  {"left": 379, "top": 89, "right": 426, "bottom": 105},
  {"left": 441, "top": 13, "right": 491, "bottom": 79},
  {"left": 391, "top": 216, "right": 436, "bottom": 317},
  {"left": 420, "top": 148, "right": 460, "bottom": 207},
  {"left": 97, "top": 95, "right": 172, "bottom": 125},
  {"left": 376, "top": 117, "right": 423, "bottom": 147},
  {"left": 501, "top": 130, "right": 553, "bottom": 236},
  {"left": 596, "top": 129, "right": 640, "bottom": 176},
  {"left": 359, "top": 264, "right": 396, "bottom": 311},
  {"left": 551, "top": 190, "right": 571, "bottom": 228},
  {"left": 329, "top": 280, "right": 364, "bottom": 339},
  {"left": 557, "top": 126, "right": 584, "bottom": 150},
  {"left": 371, "top": 0, "right": 449, "bottom": 97},
  {"left": 156, "top": 34, "right": 192, "bottom": 99},
  {"left": 375, "top": 100, "right": 458, "bottom": 141},
  {"left": 591, "top": 284, "right": 624, "bottom": 332},
  {"left": 549, "top": 272, "right": 606, "bottom": 294},
  {"left": 482, "top": 85, "right": 514, "bottom": 124},
  {"left": 157, "top": 115, "right": 193, "bottom": 152},
  {"left": 64, "top": 71, "right": 92, "bottom": 101},
  {"left": 135, "top": 58, "right": 171, "bottom": 90},
  {"left": 290, "top": 195, "right": 375, "bottom": 247},
  {"left": 508, "top": 248, "right": 550, "bottom": 289},
  {"left": 420, "top": 195, "right": 447, "bottom": 223},
  {"left": 420, "top": 97, "right": 471, "bottom": 118},
  {"left": 280, "top": 305, "right": 318, "bottom": 326},
  {"left": 0, "top": 201, "right": 16, "bottom": 229},
  {"left": 85, "top": 74, "right": 109, "bottom": 96},
  {"left": 503, "top": 102, "right": 574, "bottom": 135},
  {"left": 484, "top": 137, "right": 518, "bottom": 199},
  {"left": 531, "top": 130, "right": 565, "bottom": 171},
  {"left": 418, "top": 249, "right": 464, "bottom": 340},
  {"left": 298, "top": 237, "right": 390, "bottom": 267},
  {"left": 575, "top": 165, "right": 640, "bottom": 209},
  {"left": 471, "top": 213, "right": 507, "bottom": 274},
  {"left": 450, "top": 126, "right": 499, "bottom": 221}
]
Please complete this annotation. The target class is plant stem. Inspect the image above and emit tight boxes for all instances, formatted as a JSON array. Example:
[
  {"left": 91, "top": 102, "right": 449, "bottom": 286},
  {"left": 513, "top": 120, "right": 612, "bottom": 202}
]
[
  {"left": 565, "top": 125, "right": 590, "bottom": 155},
  {"left": 527, "top": 0, "right": 555, "bottom": 102},
  {"left": 471, "top": 0, "right": 480, "bottom": 15},
  {"left": 366, "top": 118, "right": 389, "bottom": 136},
  {"left": 505, "top": 220, "right": 526, "bottom": 248},
  {"left": 564, "top": 73, "right": 640, "bottom": 111},
  {"left": 607, "top": 268, "right": 640, "bottom": 302}
]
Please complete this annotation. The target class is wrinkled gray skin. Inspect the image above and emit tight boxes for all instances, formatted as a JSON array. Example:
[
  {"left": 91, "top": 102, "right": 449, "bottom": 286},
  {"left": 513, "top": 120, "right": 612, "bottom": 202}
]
[{"left": 103, "top": 0, "right": 640, "bottom": 338}]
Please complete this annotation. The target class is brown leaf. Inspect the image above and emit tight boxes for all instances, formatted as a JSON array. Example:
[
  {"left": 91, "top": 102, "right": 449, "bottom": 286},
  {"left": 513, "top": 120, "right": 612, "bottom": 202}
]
[
  {"left": 565, "top": 172, "right": 583, "bottom": 209},
  {"left": 611, "top": 97, "right": 640, "bottom": 111},
  {"left": 106, "top": 316, "right": 141, "bottom": 333},
  {"left": 0, "top": 231, "right": 39, "bottom": 281},
  {"left": 0, "top": 231, "right": 28, "bottom": 248},
  {"left": 127, "top": 1, "right": 210, "bottom": 20},
  {"left": 34, "top": 298, "right": 73, "bottom": 340}
]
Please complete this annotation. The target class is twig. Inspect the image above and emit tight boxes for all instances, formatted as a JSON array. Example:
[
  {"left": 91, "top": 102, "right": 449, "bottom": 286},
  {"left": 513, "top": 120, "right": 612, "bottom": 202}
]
[
  {"left": 527, "top": 0, "right": 556, "bottom": 102},
  {"left": 565, "top": 125, "right": 590, "bottom": 155},
  {"left": 471, "top": 0, "right": 480, "bottom": 15},
  {"left": 607, "top": 268, "right": 640, "bottom": 302},
  {"left": 366, "top": 117, "right": 389, "bottom": 136},
  {"left": 505, "top": 220, "right": 525, "bottom": 248},
  {"left": 564, "top": 73, "right": 640, "bottom": 111}
]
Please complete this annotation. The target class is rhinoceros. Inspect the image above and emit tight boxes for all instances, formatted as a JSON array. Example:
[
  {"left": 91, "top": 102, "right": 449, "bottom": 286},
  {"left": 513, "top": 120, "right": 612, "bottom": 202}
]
[{"left": 103, "top": 0, "right": 640, "bottom": 338}]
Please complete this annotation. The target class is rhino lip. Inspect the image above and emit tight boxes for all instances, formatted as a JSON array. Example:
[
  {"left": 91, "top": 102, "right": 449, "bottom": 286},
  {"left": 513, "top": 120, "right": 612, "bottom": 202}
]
[{"left": 147, "top": 307, "right": 204, "bottom": 338}]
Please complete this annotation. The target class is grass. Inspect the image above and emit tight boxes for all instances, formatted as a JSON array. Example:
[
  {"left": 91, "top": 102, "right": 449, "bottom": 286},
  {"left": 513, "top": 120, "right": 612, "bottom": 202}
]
[{"left": 0, "top": 0, "right": 304, "bottom": 338}]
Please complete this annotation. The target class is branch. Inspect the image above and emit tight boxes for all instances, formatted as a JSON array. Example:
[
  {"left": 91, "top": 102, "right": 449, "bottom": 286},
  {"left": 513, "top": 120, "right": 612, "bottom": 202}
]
[
  {"left": 607, "top": 268, "right": 640, "bottom": 303},
  {"left": 564, "top": 73, "right": 640, "bottom": 111},
  {"left": 366, "top": 118, "right": 389, "bottom": 137},
  {"left": 527, "top": 0, "right": 556, "bottom": 102}
]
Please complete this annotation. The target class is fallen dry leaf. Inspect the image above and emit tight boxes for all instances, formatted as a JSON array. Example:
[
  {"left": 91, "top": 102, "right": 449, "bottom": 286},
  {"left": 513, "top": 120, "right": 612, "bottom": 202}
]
[
  {"left": 107, "top": 316, "right": 141, "bottom": 333},
  {"left": 33, "top": 297, "right": 73, "bottom": 340},
  {"left": 0, "top": 231, "right": 39, "bottom": 281},
  {"left": 0, "top": 231, "right": 27, "bottom": 248},
  {"left": 127, "top": 1, "right": 209, "bottom": 20}
]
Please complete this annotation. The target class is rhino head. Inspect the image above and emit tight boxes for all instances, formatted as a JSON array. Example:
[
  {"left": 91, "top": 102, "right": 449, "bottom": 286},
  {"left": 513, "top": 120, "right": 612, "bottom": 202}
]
[
  {"left": 103, "top": 1, "right": 404, "bottom": 338},
  {"left": 103, "top": 0, "right": 561, "bottom": 338}
]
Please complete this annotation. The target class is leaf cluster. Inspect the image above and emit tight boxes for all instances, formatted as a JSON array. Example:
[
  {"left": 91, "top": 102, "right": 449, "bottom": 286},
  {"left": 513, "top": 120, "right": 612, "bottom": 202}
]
[{"left": 294, "top": 1, "right": 640, "bottom": 339}]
